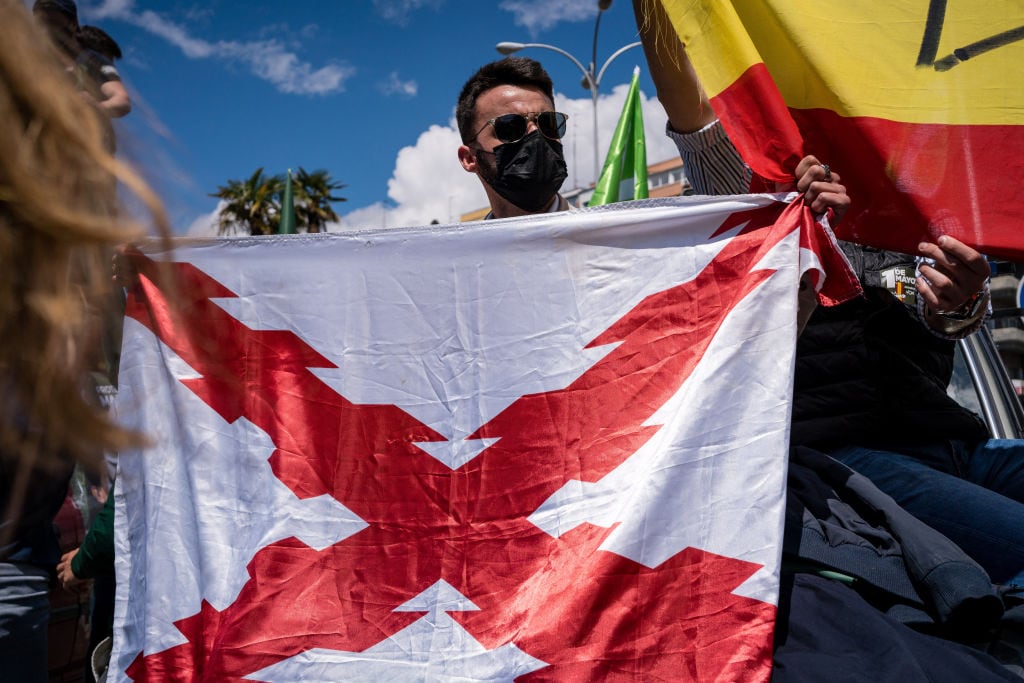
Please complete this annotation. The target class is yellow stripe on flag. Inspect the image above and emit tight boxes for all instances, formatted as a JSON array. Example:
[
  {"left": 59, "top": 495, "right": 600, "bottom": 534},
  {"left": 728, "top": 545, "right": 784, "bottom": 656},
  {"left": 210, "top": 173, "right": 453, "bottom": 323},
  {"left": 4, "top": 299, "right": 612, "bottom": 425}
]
[
  {"left": 663, "top": 0, "right": 1024, "bottom": 125},
  {"left": 658, "top": 0, "right": 756, "bottom": 98},
  {"left": 657, "top": 0, "right": 1024, "bottom": 259}
]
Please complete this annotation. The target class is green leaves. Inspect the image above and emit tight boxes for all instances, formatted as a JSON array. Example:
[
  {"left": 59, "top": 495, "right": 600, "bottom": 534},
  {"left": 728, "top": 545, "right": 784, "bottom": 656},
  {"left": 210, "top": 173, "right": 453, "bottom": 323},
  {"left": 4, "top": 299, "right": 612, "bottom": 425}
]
[
  {"left": 210, "top": 167, "right": 346, "bottom": 236},
  {"left": 293, "top": 168, "right": 346, "bottom": 234}
]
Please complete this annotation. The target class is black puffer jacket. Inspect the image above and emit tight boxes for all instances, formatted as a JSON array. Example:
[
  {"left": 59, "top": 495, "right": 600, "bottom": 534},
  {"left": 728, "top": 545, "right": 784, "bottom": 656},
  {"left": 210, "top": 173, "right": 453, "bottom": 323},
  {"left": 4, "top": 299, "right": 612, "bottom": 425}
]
[{"left": 791, "top": 243, "right": 988, "bottom": 449}]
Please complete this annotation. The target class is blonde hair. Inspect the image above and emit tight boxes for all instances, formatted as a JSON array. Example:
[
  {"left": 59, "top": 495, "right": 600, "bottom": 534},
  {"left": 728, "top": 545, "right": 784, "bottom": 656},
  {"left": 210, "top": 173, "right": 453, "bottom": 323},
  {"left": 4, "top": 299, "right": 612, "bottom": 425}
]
[{"left": 0, "top": 0, "right": 168, "bottom": 484}]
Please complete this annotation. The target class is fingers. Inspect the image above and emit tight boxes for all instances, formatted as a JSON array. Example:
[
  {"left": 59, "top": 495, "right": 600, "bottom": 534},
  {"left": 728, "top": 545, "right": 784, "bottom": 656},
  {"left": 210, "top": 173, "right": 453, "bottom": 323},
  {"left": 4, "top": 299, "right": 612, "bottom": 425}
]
[
  {"left": 792, "top": 155, "right": 849, "bottom": 223},
  {"left": 794, "top": 156, "right": 836, "bottom": 192},
  {"left": 916, "top": 271, "right": 967, "bottom": 314},
  {"left": 806, "top": 184, "right": 849, "bottom": 218},
  {"left": 56, "top": 556, "right": 77, "bottom": 589},
  {"left": 794, "top": 156, "right": 822, "bottom": 185},
  {"left": 918, "top": 236, "right": 989, "bottom": 279},
  {"left": 917, "top": 236, "right": 988, "bottom": 312},
  {"left": 917, "top": 262, "right": 982, "bottom": 308},
  {"left": 917, "top": 265, "right": 951, "bottom": 310}
]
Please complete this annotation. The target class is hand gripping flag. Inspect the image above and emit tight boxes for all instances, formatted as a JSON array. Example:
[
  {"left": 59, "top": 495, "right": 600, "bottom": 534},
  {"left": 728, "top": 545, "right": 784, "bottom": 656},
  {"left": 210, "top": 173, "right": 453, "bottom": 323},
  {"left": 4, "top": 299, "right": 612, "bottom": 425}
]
[
  {"left": 110, "top": 196, "right": 857, "bottom": 682},
  {"left": 589, "top": 67, "right": 649, "bottom": 207},
  {"left": 656, "top": 0, "right": 1024, "bottom": 260}
]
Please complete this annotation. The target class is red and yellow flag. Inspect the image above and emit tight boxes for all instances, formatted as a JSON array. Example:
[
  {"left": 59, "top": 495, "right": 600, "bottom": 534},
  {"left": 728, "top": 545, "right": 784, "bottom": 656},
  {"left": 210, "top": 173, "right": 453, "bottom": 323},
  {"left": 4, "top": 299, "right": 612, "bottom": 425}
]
[{"left": 660, "top": 0, "right": 1024, "bottom": 259}]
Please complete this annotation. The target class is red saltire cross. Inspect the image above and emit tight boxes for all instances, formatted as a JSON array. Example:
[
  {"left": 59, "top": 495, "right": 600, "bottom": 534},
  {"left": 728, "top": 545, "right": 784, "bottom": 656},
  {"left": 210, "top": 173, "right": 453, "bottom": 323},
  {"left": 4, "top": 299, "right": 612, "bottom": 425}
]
[{"left": 123, "top": 204, "right": 796, "bottom": 682}]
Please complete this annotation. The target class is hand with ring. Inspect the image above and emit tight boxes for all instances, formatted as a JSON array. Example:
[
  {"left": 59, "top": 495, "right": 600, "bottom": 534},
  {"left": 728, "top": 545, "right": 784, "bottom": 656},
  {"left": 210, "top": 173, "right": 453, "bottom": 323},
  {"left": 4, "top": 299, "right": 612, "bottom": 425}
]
[{"left": 793, "top": 156, "right": 849, "bottom": 223}]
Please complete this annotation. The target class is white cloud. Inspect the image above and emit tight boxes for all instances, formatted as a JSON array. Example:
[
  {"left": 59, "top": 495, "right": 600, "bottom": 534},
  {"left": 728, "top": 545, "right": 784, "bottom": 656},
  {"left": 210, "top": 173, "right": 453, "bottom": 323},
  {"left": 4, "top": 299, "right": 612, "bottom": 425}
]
[
  {"left": 185, "top": 203, "right": 222, "bottom": 237},
  {"left": 337, "top": 88, "right": 680, "bottom": 230},
  {"left": 379, "top": 71, "right": 418, "bottom": 98},
  {"left": 132, "top": 9, "right": 213, "bottom": 58},
  {"left": 182, "top": 5, "right": 215, "bottom": 25},
  {"left": 555, "top": 83, "right": 679, "bottom": 196},
  {"left": 372, "top": 0, "right": 444, "bottom": 25},
  {"left": 220, "top": 40, "right": 354, "bottom": 95},
  {"left": 499, "top": 0, "right": 598, "bottom": 35},
  {"left": 338, "top": 123, "right": 485, "bottom": 230},
  {"left": 89, "top": 0, "right": 135, "bottom": 17},
  {"left": 88, "top": 1, "right": 353, "bottom": 95}
]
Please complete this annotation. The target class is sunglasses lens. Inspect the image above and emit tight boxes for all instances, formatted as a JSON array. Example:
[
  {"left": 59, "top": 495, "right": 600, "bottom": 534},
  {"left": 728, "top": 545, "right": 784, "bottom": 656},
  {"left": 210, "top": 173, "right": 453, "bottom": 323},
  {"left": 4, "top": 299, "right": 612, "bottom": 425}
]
[
  {"left": 493, "top": 114, "right": 528, "bottom": 143},
  {"left": 538, "top": 112, "right": 567, "bottom": 139},
  {"left": 488, "top": 112, "right": 567, "bottom": 143}
]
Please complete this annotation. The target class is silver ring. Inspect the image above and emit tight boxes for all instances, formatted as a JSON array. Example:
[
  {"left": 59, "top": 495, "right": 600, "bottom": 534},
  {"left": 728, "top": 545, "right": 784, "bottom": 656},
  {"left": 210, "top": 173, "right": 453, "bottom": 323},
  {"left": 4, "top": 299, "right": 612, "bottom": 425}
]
[{"left": 820, "top": 163, "right": 832, "bottom": 182}]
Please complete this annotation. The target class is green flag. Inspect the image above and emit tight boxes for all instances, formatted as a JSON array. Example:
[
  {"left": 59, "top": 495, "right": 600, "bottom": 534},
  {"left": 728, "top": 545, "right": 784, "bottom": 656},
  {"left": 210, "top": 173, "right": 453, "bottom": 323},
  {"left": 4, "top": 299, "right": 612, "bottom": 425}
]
[
  {"left": 588, "top": 67, "right": 648, "bottom": 207},
  {"left": 279, "top": 168, "right": 296, "bottom": 234}
]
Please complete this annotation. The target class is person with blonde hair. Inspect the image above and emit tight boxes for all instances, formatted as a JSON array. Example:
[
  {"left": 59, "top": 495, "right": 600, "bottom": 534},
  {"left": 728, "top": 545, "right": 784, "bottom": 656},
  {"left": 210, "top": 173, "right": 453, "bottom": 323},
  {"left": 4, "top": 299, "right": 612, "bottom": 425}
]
[{"left": 0, "top": 1, "right": 167, "bottom": 678}]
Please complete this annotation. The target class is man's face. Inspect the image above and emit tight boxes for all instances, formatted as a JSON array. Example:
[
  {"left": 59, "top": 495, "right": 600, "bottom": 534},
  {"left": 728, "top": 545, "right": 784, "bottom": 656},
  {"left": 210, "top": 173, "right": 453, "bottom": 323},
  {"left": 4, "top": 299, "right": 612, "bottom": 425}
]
[
  {"left": 470, "top": 84, "right": 555, "bottom": 155},
  {"left": 459, "top": 83, "right": 555, "bottom": 182}
]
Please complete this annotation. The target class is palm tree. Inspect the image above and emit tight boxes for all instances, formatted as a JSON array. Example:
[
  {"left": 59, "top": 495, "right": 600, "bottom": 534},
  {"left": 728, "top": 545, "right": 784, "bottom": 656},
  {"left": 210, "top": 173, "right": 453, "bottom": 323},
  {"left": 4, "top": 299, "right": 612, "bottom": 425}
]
[
  {"left": 211, "top": 168, "right": 346, "bottom": 235},
  {"left": 294, "top": 167, "right": 346, "bottom": 233},
  {"left": 210, "top": 168, "right": 283, "bottom": 236}
]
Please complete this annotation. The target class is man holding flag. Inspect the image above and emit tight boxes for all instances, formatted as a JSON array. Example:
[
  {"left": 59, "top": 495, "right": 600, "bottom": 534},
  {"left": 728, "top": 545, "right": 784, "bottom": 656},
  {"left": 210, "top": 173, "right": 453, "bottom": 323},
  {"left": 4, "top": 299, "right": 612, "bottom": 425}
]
[
  {"left": 455, "top": 55, "right": 848, "bottom": 221},
  {"left": 631, "top": 0, "right": 1024, "bottom": 586},
  {"left": 110, "top": 52, "right": 865, "bottom": 682}
]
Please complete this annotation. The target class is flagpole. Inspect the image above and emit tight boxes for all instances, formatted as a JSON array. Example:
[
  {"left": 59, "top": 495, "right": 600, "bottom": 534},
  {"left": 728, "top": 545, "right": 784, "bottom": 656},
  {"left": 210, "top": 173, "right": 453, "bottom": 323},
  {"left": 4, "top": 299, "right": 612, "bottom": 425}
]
[{"left": 279, "top": 168, "right": 296, "bottom": 235}]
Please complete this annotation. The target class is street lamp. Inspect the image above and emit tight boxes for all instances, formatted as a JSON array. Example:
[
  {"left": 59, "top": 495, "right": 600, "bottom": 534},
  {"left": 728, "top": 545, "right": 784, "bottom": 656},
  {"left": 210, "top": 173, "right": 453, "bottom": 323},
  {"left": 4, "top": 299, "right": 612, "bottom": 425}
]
[{"left": 497, "top": 0, "right": 641, "bottom": 186}]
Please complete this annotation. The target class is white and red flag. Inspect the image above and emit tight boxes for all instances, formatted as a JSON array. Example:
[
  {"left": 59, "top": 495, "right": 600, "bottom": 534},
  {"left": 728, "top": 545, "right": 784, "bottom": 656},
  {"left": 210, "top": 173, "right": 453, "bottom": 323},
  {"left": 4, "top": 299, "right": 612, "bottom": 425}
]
[{"left": 110, "top": 195, "right": 856, "bottom": 682}]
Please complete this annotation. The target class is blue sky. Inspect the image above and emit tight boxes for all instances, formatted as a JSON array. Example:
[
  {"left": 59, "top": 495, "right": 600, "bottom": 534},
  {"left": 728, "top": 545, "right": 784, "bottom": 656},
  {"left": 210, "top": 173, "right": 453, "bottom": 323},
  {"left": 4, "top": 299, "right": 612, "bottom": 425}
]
[{"left": 69, "top": 0, "right": 680, "bottom": 233}]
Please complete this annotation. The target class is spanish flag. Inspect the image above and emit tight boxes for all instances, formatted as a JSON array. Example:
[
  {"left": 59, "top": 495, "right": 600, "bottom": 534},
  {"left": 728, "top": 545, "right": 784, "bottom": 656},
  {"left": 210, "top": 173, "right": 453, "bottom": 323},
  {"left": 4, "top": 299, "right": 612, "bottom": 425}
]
[{"left": 658, "top": 0, "right": 1024, "bottom": 259}]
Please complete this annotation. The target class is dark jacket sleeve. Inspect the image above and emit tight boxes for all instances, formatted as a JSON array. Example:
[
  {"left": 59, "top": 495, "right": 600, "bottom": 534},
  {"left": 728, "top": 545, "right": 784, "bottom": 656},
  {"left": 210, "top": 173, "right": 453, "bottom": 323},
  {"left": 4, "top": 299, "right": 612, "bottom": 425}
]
[{"left": 71, "top": 483, "right": 115, "bottom": 579}]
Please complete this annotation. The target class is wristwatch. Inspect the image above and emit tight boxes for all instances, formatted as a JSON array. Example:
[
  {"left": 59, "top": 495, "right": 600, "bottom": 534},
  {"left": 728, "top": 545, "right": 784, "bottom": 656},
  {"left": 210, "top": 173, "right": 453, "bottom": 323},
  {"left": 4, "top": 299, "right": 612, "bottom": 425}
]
[{"left": 938, "top": 289, "right": 986, "bottom": 321}]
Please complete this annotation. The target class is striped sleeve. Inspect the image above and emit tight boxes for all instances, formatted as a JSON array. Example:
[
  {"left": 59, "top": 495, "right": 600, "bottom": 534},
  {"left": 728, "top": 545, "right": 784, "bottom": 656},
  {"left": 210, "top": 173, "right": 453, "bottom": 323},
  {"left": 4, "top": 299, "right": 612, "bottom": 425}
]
[{"left": 666, "top": 120, "right": 752, "bottom": 196}]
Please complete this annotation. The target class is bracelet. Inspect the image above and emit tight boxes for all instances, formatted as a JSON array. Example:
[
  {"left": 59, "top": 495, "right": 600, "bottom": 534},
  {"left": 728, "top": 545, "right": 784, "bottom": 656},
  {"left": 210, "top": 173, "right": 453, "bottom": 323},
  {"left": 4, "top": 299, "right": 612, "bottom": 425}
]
[{"left": 938, "top": 290, "right": 985, "bottom": 321}]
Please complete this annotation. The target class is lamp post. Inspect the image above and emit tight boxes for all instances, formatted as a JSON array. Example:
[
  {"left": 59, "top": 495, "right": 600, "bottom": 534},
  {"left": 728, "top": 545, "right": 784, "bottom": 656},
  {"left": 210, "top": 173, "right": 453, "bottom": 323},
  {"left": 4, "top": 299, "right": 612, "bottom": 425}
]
[{"left": 497, "top": 0, "right": 640, "bottom": 186}]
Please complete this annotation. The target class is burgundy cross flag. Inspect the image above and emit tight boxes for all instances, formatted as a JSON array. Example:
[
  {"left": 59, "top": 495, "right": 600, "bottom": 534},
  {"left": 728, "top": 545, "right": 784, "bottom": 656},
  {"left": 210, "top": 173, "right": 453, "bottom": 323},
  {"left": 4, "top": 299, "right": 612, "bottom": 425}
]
[{"left": 110, "top": 196, "right": 856, "bottom": 682}]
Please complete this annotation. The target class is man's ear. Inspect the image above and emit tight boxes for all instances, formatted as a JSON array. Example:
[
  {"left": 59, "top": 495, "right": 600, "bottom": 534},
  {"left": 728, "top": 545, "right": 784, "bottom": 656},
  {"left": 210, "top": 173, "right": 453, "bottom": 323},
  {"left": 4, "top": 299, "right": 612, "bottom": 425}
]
[{"left": 458, "top": 144, "right": 477, "bottom": 174}]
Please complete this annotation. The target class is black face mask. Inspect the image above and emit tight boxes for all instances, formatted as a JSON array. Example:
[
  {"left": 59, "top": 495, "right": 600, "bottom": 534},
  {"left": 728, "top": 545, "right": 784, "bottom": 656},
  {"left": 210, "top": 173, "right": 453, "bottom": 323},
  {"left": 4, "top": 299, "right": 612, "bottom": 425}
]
[{"left": 477, "top": 131, "right": 568, "bottom": 213}]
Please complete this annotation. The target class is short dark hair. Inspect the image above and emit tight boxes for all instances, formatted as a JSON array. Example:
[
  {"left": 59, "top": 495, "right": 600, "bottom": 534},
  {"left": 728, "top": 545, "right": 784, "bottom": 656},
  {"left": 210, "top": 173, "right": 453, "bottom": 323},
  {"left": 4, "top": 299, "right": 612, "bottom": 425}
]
[
  {"left": 80, "top": 25, "right": 122, "bottom": 60},
  {"left": 33, "top": 0, "right": 78, "bottom": 25},
  {"left": 456, "top": 57, "right": 555, "bottom": 144}
]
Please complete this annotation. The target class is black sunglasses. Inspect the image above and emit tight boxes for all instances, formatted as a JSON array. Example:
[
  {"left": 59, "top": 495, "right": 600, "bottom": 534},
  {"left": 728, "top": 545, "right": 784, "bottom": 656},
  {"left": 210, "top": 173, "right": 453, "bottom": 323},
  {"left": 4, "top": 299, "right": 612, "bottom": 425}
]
[{"left": 472, "top": 111, "right": 569, "bottom": 144}]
